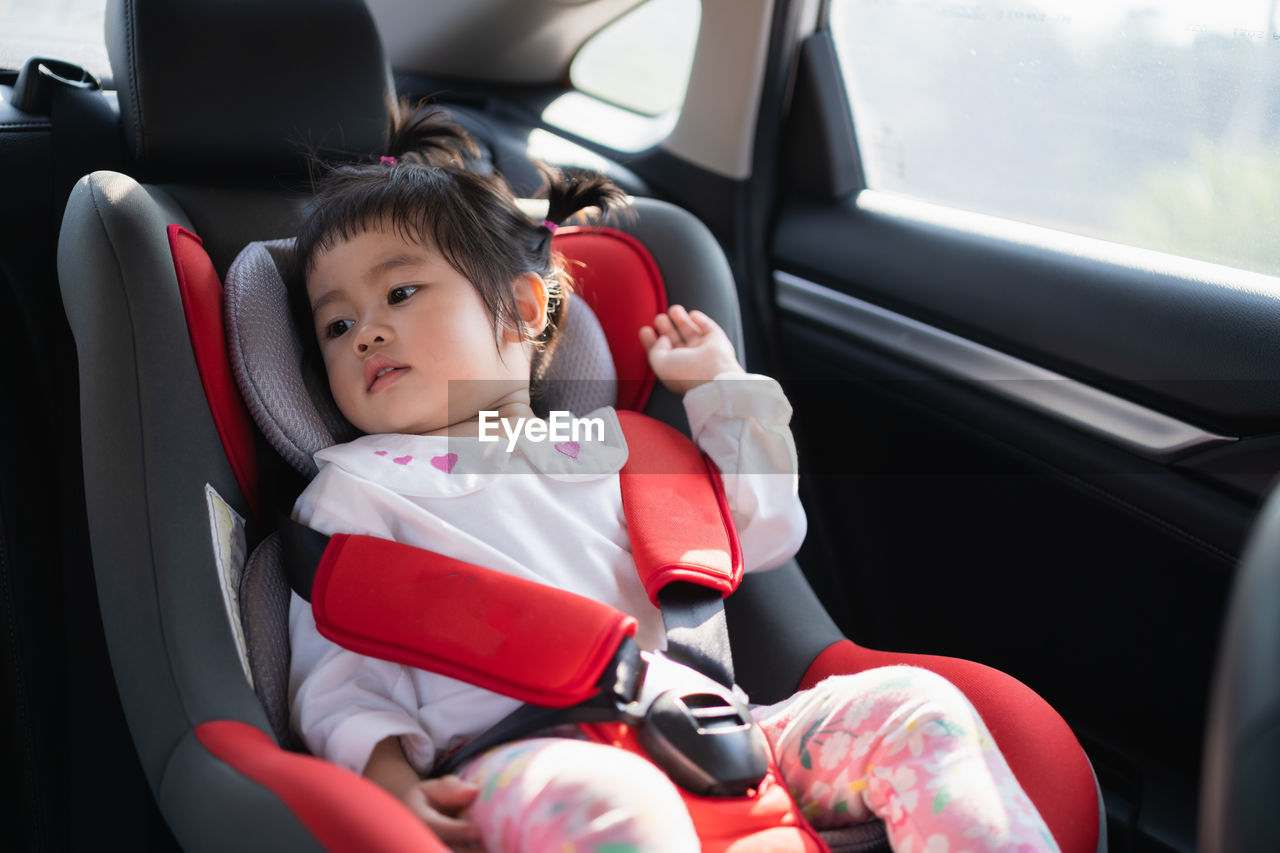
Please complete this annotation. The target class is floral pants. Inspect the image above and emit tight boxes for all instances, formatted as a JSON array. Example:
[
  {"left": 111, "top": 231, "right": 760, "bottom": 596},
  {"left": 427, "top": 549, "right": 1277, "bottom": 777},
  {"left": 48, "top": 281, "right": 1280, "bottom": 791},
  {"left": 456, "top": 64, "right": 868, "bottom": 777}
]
[{"left": 457, "top": 666, "right": 1060, "bottom": 853}]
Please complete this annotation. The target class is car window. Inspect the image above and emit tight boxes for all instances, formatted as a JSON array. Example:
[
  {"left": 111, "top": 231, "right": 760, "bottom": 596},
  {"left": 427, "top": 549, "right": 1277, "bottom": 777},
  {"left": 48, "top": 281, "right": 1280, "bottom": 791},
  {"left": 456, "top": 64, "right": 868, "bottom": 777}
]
[
  {"left": 1, "top": 0, "right": 109, "bottom": 79},
  {"left": 570, "top": 0, "right": 700, "bottom": 117},
  {"left": 545, "top": 0, "right": 700, "bottom": 152},
  {"left": 828, "top": 0, "right": 1280, "bottom": 276}
]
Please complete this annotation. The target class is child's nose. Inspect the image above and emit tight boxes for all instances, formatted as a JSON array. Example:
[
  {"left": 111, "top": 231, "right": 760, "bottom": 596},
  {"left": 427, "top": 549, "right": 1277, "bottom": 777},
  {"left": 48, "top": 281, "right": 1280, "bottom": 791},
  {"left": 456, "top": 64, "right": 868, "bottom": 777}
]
[
  {"left": 354, "top": 319, "right": 392, "bottom": 353},
  {"left": 356, "top": 334, "right": 385, "bottom": 354}
]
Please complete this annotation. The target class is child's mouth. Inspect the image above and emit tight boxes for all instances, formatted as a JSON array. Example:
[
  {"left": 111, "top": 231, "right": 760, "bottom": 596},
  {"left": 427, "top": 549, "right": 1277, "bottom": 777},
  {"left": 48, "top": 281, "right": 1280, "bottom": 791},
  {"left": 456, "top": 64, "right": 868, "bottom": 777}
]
[{"left": 366, "top": 361, "right": 409, "bottom": 392}]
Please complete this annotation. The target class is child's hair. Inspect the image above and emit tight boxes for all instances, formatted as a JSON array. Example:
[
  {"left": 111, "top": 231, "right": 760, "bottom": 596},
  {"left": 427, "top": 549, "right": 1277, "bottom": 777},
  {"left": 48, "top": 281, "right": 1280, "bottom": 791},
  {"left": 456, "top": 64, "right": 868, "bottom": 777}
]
[{"left": 291, "top": 100, "right": 627, "bottom": 393}]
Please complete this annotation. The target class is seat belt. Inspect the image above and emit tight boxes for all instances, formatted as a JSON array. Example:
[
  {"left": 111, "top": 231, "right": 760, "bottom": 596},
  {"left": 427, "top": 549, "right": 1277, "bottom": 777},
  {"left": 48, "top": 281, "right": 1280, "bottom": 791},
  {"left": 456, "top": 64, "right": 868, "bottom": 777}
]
[{"left": 659, "top": 582, "right": 735, "bottom": 689}]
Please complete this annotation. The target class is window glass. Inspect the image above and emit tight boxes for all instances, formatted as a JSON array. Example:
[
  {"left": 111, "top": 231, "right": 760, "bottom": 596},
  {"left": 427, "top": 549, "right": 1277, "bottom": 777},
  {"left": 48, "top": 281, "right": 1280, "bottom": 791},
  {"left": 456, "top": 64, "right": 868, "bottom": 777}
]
[
  {"left": 829, "top": 0, "right": 1280, "bottom": 275},
  {"left": 570, "top": 0, "right": 701, "bottom": 117},
  {"left": 1, "top": 0, "right": 109, "bottom": 80}
]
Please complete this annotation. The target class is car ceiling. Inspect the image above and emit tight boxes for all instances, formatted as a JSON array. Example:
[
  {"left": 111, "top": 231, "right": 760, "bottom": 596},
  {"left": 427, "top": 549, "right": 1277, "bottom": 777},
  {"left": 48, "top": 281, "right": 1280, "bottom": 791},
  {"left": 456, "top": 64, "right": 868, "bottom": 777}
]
[{"left": 365, "top": 0, "right": 649, "bottom": 82}]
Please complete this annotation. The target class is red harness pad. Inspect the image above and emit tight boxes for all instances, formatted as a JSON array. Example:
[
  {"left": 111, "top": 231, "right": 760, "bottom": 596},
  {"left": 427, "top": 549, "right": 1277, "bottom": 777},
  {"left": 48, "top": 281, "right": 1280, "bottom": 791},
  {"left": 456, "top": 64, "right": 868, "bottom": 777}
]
[
  {"left": 311, "top": 533, "right": 638, "bottom": 707},
  {"left": 617, "top": 411, "right": 744, "bottom": 604}
]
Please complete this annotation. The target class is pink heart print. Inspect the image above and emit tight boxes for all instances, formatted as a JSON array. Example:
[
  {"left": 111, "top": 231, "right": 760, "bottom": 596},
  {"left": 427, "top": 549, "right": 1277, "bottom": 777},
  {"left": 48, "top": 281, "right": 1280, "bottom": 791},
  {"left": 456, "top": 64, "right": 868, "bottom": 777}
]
[
  {"left": 430, "top": 453, "right": 458, "bottom": 473},
  {"left": 393, "top": 455, "right": 413, "bottom": 466},
  {"left": 554, "top": 441, "right": 580, "bottom": 459},
  {"left": 374, "top": 450, "right": 388, "bottom": 456}
]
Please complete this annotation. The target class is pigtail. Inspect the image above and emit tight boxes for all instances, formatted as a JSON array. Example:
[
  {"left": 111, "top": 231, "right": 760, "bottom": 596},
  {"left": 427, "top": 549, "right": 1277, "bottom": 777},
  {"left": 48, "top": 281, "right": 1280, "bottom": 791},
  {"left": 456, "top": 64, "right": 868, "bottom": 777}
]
[
  {"left": 538, "top": 163, "right": 629, "bottom": 228},
  {"left": 386, "top": 98, "right": 481, "bottom": 167},
  {"left": 526, "top": 166, "right": 627, "bottom": 390}
]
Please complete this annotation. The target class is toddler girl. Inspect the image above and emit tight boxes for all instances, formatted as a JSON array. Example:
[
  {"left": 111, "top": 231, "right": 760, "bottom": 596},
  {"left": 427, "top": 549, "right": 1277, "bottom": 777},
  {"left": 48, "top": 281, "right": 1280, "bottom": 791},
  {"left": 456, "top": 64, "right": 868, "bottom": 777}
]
[{"left": 286, "top": 108, "right": 1061, "bottom": 853}]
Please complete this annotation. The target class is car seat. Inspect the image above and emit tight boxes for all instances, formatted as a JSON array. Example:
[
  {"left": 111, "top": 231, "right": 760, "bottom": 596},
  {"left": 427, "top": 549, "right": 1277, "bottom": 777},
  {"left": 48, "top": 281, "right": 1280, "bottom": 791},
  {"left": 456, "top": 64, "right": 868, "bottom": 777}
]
[
  {"left": 55, "top": 0, "right": 1104, "bottom": 851},
  {"left": 1200, "top": 478, "right": 1280, "bottom": 853}
]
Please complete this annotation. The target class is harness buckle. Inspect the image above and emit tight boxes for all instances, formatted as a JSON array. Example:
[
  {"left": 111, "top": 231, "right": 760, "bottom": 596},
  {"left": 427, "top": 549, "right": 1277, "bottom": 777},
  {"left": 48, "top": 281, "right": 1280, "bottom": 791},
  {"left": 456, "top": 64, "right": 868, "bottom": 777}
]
[{"left": 623, "top": 650, "right": 768, "bottom": 797}]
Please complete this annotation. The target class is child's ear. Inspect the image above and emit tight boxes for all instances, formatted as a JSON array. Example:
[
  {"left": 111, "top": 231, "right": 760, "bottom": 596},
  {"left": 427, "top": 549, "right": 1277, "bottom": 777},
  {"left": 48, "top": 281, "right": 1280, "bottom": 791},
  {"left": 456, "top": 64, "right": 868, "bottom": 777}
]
[{"left": 510, "top": 272, "right": 549, "bottom": 340}]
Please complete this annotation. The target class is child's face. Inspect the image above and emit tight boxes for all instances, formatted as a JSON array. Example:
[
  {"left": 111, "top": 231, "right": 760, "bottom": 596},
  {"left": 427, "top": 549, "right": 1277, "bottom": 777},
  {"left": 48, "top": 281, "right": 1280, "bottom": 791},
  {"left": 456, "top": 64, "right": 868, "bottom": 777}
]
[{"left": 306, "top": 225, "right": 541, "bottom": 436}]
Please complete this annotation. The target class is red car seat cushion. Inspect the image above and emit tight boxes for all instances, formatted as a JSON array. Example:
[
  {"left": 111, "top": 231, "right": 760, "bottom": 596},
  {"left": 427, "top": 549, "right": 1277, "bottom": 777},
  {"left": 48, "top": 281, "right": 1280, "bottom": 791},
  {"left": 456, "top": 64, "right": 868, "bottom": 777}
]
[
  {"left": 553, "top": 227, "right": 666, "bottom": 412},
  {"left": 195, "top": 721, "right": 449, "bottom": 853},
  {"left": 580, "top": 721, "right": 826, "bottom": 853},
  {"left": 168, "top": 224, "right": 260, "bottom": 516}
]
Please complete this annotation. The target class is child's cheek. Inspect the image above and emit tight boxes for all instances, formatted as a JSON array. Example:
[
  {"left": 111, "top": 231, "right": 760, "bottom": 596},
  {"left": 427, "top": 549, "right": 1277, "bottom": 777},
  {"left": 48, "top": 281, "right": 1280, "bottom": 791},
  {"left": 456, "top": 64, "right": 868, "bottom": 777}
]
[{"left": 322, "top": 353, "right": 354, "bottom": 405}]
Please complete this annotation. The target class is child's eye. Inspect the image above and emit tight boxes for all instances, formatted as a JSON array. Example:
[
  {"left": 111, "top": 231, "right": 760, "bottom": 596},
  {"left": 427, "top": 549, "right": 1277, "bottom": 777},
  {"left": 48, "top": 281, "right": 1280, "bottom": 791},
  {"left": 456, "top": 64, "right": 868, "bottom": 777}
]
[
  {"left": 389, "top": 285, "right": 420, "bottom": 304},
  {"left": 323, "top": 318, "right": 354, "bottom": 339}
]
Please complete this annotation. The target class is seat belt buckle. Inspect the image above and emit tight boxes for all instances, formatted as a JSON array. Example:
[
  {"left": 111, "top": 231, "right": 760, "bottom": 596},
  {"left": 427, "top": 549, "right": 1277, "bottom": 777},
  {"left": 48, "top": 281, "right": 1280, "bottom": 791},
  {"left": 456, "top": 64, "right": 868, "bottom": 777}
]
[{"left": 624, "top": 651, "right": 769, "bottom": 798}]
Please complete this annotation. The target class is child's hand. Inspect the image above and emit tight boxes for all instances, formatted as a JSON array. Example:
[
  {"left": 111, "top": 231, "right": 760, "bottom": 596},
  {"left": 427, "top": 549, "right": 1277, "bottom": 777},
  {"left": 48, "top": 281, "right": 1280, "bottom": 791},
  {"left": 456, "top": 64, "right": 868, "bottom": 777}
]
[
  {"left": 639, "top": 305, "right": 744, "bottom": 395},
  {"left": 402, "top": 775, "right": 484, "bottom": 851}
]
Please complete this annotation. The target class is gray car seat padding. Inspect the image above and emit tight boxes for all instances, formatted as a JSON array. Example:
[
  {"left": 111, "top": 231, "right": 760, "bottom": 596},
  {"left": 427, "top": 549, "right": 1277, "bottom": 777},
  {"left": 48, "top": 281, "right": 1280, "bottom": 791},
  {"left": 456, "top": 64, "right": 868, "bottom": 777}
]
[
  {"left": 225, "top": 240, "right": 357, "bottom": 475},
  {"left": 239, "top": 531, "right": 297, "bottom": 749}
]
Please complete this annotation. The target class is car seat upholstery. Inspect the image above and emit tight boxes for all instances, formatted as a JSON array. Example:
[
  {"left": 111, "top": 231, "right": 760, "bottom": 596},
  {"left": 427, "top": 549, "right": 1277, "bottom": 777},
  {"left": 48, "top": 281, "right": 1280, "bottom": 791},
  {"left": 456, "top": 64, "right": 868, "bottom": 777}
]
[{"left": 56, "top": 0, "right": 1104, "bottom": 851}]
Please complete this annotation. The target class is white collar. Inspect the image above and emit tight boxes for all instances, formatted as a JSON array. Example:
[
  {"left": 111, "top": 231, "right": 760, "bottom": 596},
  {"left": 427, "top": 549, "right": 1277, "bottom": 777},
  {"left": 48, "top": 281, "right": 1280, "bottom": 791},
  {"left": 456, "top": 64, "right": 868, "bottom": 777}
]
[{"left": 312, "top": 407, "right": 628, "bottom": 498}]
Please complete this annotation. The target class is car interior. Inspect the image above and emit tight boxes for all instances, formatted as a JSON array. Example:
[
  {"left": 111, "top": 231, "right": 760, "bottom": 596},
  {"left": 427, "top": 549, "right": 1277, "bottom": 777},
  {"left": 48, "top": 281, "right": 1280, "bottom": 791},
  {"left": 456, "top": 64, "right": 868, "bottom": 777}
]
[{"left": 2, "top": 0, "right": 1279, "bottom": 851}]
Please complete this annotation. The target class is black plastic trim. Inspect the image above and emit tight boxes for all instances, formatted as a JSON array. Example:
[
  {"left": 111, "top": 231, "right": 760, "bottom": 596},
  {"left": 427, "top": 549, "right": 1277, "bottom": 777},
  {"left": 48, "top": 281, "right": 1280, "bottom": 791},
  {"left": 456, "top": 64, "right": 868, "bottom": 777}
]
[
  {"left": 782, "top": 31, "right": 864, "bottom": 200},
  {"left": 774, "top": 194, "right": 1280, "bottom": 436}
]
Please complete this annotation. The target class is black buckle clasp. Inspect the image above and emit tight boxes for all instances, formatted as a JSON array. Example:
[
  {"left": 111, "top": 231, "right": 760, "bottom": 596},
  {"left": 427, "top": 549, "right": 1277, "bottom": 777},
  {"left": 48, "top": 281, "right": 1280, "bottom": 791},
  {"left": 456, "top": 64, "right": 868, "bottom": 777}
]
[
  {"left": 638, "top": 686, "right": 768, "bottom": 797},
  {"left": 618, "top": 650, "right": 768, "bottom": 797}
]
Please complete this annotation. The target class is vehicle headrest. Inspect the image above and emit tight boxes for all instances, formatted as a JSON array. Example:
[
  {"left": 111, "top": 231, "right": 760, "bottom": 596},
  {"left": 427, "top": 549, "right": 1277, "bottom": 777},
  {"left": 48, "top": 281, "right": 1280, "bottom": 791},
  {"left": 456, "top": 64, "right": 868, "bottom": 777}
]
[
  {"left": 106, "top": 0, "right": 393, "bottom": 180},
  {"left": 225, "top": 239, "right": 618, "bottom": 477}
]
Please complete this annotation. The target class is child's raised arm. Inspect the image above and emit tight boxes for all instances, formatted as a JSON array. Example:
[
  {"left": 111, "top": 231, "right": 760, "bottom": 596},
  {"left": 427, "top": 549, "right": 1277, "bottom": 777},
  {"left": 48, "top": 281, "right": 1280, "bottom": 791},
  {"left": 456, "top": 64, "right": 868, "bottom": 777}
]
[
  {"left": 639, "top": 305, "right": 744, "bottom": 395},
  {"left": 641, "top": 307, "right": 807, "bottom": 572}
]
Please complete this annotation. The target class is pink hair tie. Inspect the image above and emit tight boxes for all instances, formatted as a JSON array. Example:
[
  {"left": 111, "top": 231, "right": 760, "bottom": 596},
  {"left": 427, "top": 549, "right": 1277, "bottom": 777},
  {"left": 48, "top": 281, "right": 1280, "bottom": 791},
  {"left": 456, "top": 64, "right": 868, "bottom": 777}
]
[
  {"left": 379, "top": 155, "right": 397, "bottom": 165},
  {"left": 540, "top": 219, "right": 559, "bottom": 234}
]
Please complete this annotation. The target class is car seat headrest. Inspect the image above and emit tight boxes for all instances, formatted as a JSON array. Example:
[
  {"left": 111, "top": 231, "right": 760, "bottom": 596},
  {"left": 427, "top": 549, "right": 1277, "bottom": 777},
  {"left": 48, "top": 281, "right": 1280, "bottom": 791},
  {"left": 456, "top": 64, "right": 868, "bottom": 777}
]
[
  {"left": 106, "top": 0, "right": 393, "bottom": 179},
  {"left": 225, "top": 239, "right": 618, "bottom": 478}
]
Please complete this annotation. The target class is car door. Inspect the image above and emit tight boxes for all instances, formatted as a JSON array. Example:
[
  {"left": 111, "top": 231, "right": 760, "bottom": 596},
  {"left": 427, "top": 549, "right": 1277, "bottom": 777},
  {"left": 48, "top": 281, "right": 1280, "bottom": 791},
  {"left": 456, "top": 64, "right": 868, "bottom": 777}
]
[{"left": 761, "top": 3, "right": 1280, "bottom": 851}]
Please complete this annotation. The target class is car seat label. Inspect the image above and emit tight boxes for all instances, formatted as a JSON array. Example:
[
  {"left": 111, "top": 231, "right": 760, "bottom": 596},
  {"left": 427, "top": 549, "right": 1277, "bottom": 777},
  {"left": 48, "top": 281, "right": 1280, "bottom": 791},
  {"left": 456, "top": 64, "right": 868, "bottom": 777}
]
[{"left": 206, "top": 483, "right": 253, "bottom": 687}]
